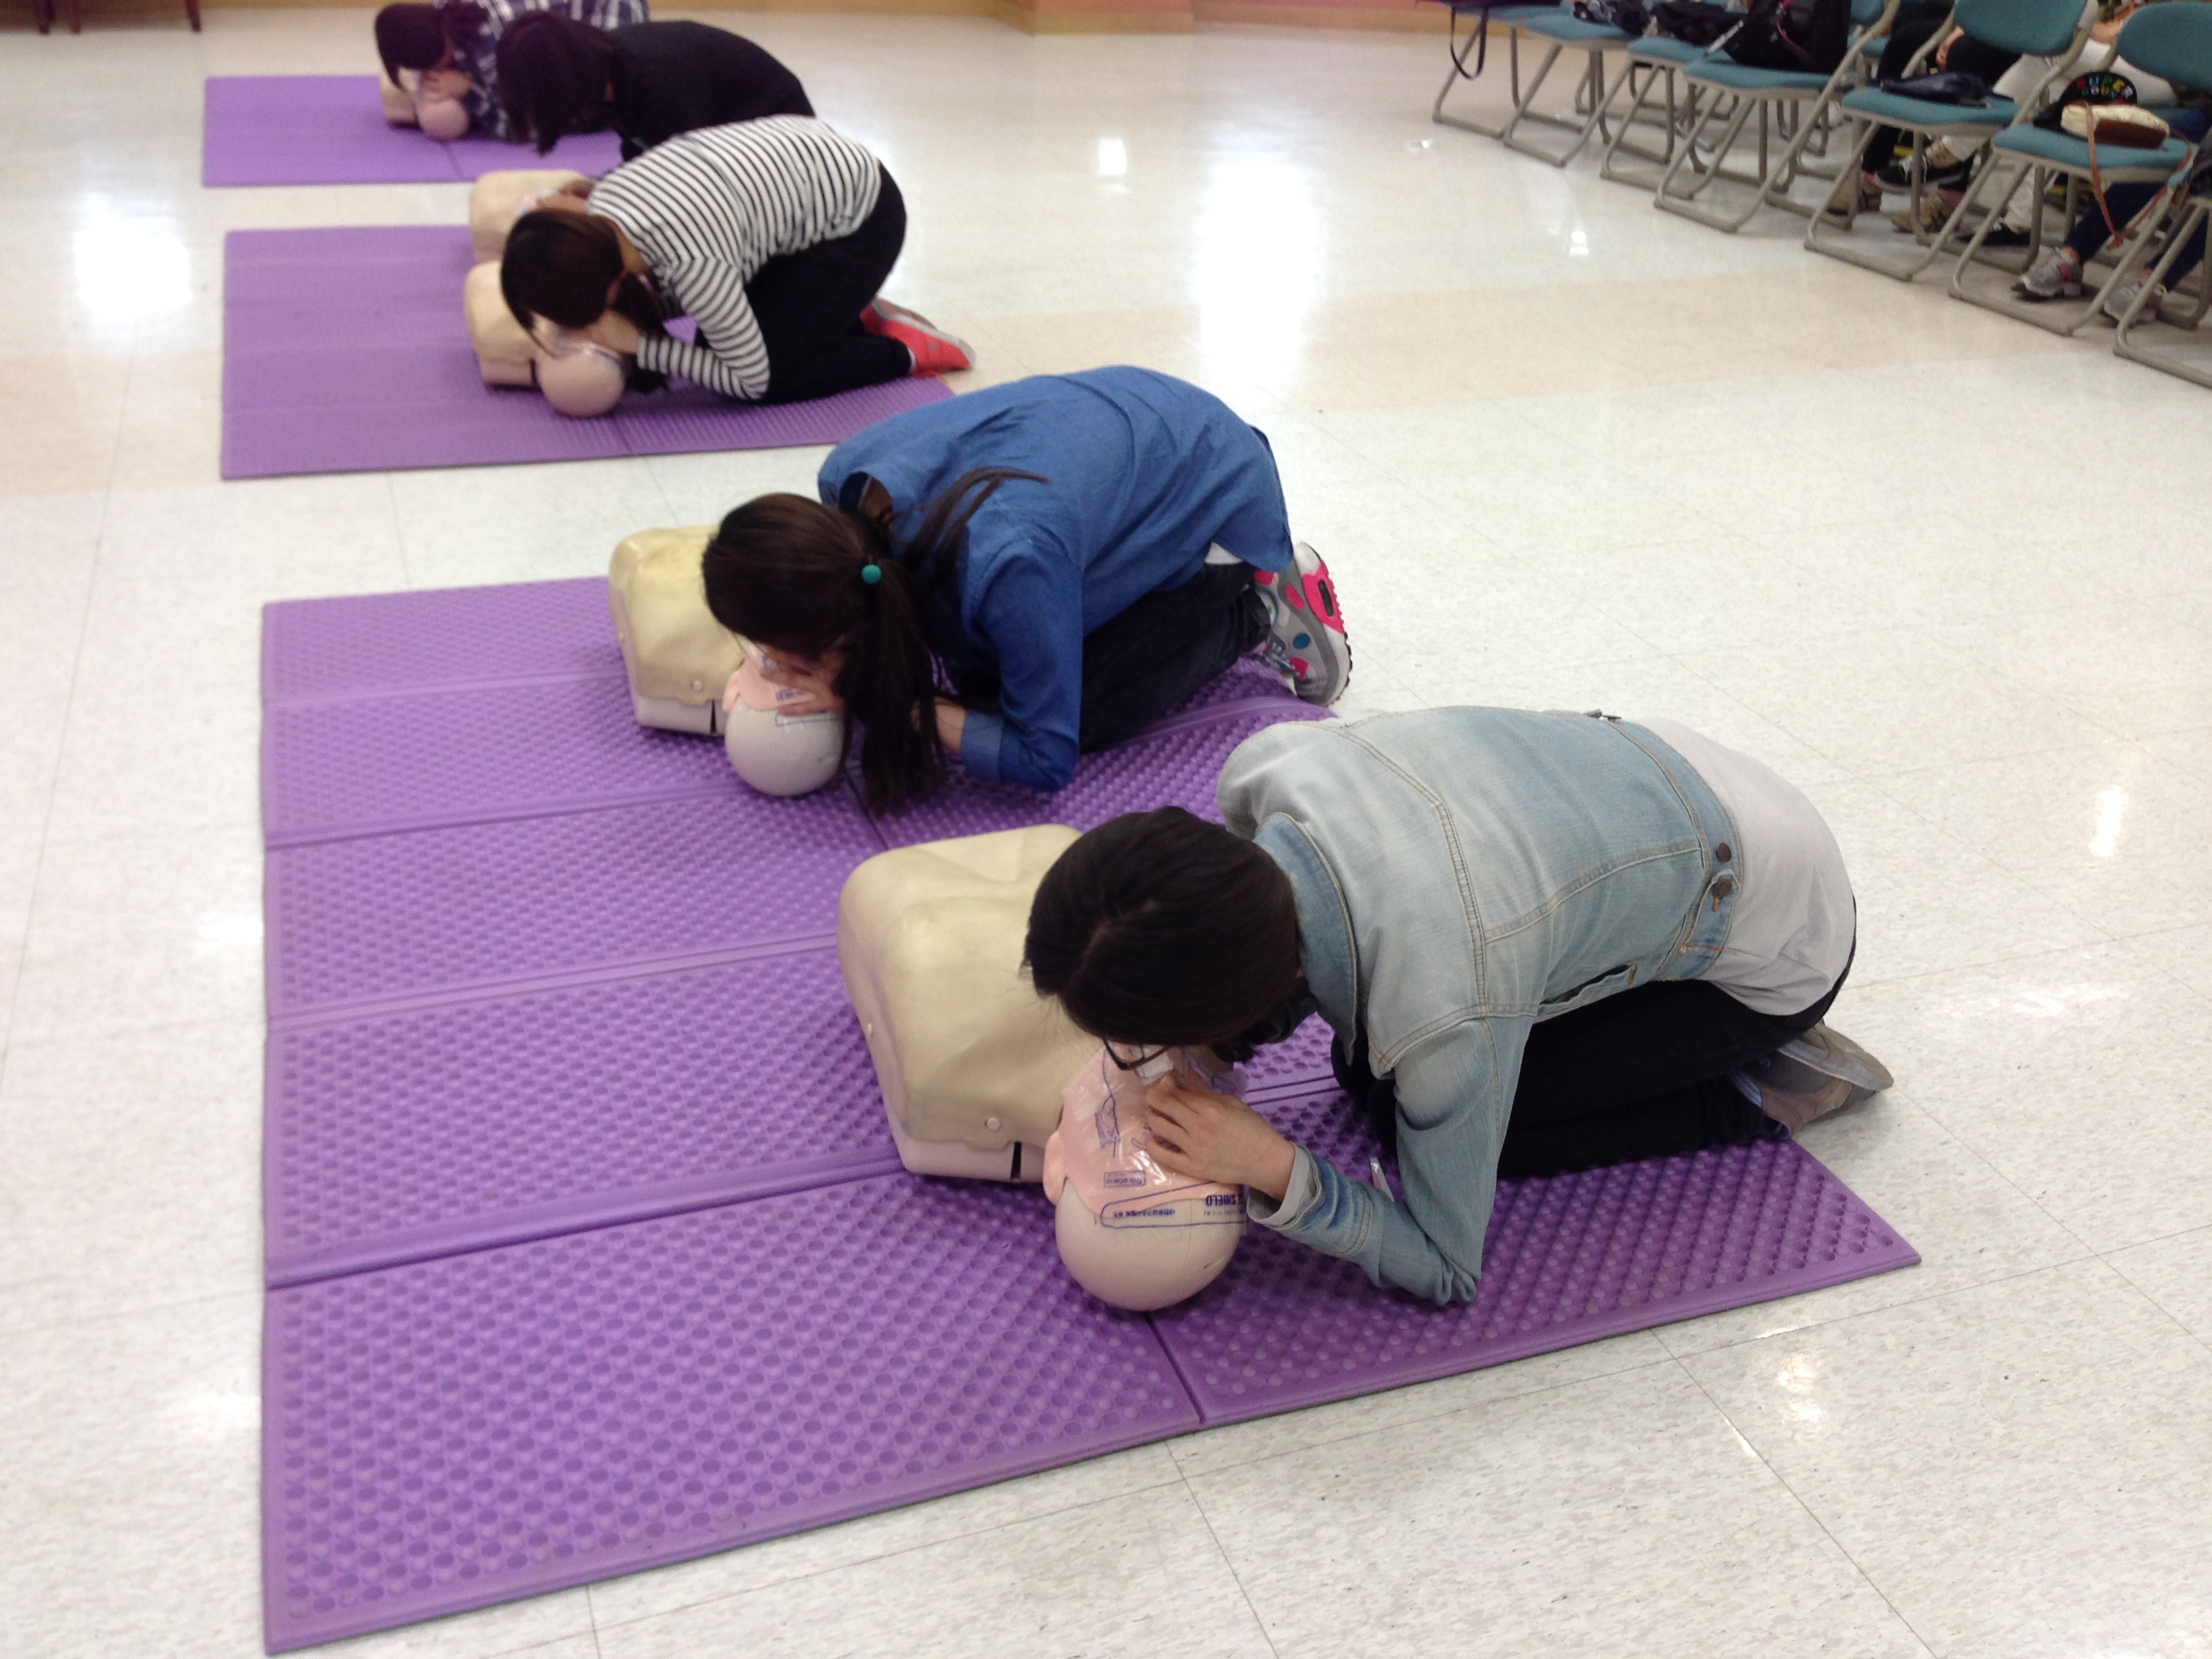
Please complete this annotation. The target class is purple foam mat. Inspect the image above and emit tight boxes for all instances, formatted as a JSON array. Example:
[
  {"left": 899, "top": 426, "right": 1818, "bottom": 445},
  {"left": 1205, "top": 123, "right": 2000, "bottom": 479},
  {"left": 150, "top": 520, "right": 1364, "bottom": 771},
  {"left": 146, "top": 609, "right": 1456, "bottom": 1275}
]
[
  {"left": 222, "top": 227, "right": 955, "bottom": 479},
  {"left": 263, "top": 1176, "right": 1202, "bottom": 1652},
  {"left": 266, "top": 791, "right": 884, "bottom": 1019},
  {"left": 262, "top": 578, "right": 614, "bottom": 703},
  {"left": 262, "top": 675, "right": 729, "bottom": 844},
  {"left": 204, "top": 75, "right": 623, "bottom": 187},
  {"left": 261, "top": 580, "right": 1919, "bottom": 1650},
  {"left": 266, "top": 948, "right": 899, "bottom": 1286},
  {"left": 1152, "top": 1090, "right": 1921, "bottom": 1424}
]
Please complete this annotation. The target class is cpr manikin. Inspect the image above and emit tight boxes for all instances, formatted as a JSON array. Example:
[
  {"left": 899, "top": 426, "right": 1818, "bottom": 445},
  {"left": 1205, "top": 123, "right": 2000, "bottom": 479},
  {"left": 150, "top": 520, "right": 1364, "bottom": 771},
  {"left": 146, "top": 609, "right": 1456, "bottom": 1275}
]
[
  {"left": 464, "top": 260, "right": 626, "bottom": 416},
  {"left": 838, "top": 827, "right": 1099, "bottom": 1181},
  {"left": 1042, "top": 1047, "right": 1247, "bottom": 1311},
  {"left": 379, "top": 68, "right": 470, "bottom": 140},
  {"left": 468, "top": 169, "right": 589, "bottom": 261},
  {"left": 607, "top": 526, "right": 846, "bottom": 796}
]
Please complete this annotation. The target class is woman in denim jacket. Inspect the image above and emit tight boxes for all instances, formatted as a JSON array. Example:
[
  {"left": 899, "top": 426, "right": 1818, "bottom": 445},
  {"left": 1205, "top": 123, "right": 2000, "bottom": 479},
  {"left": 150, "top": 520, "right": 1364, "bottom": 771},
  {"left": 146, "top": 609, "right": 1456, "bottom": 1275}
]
[{"left": 1025, "top": 708, "right": 1891, "bottom": 1305}]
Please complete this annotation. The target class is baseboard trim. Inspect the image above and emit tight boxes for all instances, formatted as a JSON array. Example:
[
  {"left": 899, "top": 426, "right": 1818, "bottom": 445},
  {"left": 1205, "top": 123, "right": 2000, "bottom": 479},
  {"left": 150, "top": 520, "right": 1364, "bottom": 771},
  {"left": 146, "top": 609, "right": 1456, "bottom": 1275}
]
[{"left": 1193, "top": 1, "right": 1448, "bottom": 30}]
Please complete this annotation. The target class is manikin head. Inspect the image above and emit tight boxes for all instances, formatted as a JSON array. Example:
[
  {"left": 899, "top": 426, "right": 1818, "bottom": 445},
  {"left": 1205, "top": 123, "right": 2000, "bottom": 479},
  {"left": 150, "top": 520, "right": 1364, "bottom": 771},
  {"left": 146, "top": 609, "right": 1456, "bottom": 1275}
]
[
  {"left": 720, "top": 649, "right": 847, "bottom": 796},
  {"left": 1025, "top": 808, "right": 1307, "bottom": 1062},
  {"left": 497, "top": 12, "right": 619, "bottom": 155},
  {"left": 700, "top": 472, "right": 1042, "bottom": 817},
  {"left": 376, "top": 1, "right": 484, "bottom": 136}
]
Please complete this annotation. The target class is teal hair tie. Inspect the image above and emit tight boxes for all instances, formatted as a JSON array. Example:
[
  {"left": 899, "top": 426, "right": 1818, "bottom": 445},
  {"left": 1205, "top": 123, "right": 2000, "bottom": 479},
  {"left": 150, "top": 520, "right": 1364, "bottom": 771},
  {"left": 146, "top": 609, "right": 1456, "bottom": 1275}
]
[{"left": 859, "top": 562, "right": 883, "bottom": 586}]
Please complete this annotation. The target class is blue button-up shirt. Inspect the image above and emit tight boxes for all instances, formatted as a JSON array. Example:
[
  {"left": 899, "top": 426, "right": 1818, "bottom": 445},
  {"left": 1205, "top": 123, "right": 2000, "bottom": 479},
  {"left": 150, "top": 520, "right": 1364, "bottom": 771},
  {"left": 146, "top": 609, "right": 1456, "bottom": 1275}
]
[{"left": 819, "top": 367, "right": 1295, "bottom": 792}]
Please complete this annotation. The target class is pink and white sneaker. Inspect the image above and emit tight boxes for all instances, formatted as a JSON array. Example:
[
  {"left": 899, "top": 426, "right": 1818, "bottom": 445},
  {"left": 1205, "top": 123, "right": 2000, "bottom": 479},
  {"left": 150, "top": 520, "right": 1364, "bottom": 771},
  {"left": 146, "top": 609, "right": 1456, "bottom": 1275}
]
[
  {"left": 860, "top": 298, "right": 974, "bottom": 376},
  {"left": 1253, "top": 541, "right": 1351, "bottom": 706}
]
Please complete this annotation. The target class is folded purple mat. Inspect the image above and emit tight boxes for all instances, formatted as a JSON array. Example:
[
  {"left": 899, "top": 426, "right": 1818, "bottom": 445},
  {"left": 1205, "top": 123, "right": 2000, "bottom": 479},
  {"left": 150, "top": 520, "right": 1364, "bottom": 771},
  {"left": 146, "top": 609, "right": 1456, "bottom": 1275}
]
[
  {"left": 261, "top": 579, "right": 1919, "bottom": 1652},
  {"left": 203, "top": 75, "right": 623, "bottom": 187},
  {"left": 222, "top": 226, "right": 955, "bottom": 478}
]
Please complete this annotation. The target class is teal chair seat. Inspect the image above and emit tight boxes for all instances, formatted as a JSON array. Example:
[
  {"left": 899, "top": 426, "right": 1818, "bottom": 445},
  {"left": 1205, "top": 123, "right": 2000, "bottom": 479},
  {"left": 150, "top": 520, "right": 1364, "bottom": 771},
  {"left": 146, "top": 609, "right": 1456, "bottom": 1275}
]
[
  {"left": 1990, "top": 121, "right": 2194, "bottom": 172},
  {"left": 1683, "top": 57, "right": 1834, "bottom": 91},
  {"left": 1629, "top": 36, "right": 1713, "bottom": 63},
  {"left": 1516, "top": 12, "right": 1635, "bottom": 41},
  {"left": 1837, "top": 85, "right": 2018, "bottom": 125}
]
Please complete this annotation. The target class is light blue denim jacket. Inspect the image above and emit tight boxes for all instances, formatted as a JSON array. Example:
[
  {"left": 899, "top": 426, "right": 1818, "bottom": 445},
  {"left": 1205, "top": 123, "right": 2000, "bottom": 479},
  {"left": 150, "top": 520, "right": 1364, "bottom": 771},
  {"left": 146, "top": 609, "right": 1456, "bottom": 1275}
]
[{"left": 1222, "top": 708, "right": 1742, "bottom": 1305}]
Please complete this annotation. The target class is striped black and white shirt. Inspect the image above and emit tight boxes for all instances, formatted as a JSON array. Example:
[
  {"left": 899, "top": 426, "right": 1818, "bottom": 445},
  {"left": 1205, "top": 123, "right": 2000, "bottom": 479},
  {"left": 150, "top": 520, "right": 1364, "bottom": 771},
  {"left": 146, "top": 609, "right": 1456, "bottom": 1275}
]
[
  {"left": 587, "top": 118, "right": 884, "bottom": 403},
  {"left": 455, "top": 0, "right": 649, "bottom": 142}
]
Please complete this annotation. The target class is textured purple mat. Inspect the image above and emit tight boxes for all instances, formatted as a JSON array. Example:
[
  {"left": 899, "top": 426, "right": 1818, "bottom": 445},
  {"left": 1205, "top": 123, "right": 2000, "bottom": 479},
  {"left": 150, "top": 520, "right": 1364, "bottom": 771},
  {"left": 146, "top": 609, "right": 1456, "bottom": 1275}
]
[
  {"left": 203, "top": 75, "right": 623, "bottom": 187},
  {"left": 222, "top": 226, "right": 955, "bottom": 478},
  {"left": 260, "top": 580, "right": 1919, "bottom": 1652}
]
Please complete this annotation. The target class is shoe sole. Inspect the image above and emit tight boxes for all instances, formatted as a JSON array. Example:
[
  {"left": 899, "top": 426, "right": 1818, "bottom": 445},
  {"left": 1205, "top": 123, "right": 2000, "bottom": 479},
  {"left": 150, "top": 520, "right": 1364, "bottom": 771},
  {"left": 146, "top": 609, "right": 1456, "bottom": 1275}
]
[
  {"left": 1258, "top": 544, "right": 1352, "bottom": 706},
  {"left": 863, "top": 301, "right": 975, "bottom": 372},
  {"left": 1780, "top": 1023, "right": 1893, "bottom": 1094}
]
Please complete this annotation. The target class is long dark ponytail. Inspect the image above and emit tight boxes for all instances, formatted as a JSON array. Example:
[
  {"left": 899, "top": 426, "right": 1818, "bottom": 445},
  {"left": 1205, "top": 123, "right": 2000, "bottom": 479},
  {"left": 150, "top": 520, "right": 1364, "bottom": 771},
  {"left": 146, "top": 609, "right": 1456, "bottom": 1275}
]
[{"left": 701, "top": 467, "right": 1043, "bottom": 815}]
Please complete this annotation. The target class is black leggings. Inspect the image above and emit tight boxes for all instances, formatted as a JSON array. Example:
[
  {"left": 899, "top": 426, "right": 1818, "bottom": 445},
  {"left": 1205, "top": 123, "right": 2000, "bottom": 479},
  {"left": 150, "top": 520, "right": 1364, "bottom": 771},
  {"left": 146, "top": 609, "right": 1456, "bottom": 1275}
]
[
  {"left": 748, "top": 166, "right": 912, "bottom": 405},
  {"left": 949, "top": 562, "right": 1271, "bottom": 757},
  {"left": 1335, "top": 954, "right": 1849, "bottom": 1179},
  {"left": 1861, "top": 16, "right": 2020, "bottom": 177}
]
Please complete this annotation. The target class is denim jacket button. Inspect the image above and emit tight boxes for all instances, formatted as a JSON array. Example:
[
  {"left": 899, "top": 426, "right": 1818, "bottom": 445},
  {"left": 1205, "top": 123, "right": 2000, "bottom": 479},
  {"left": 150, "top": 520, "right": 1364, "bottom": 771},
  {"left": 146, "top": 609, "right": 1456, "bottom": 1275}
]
[
  {"left": 1713, "top": 876, "right": 1736, "bottom": 900},
  {"left": 1715, "top": 841, "right": 1732, "bottom": 863}
]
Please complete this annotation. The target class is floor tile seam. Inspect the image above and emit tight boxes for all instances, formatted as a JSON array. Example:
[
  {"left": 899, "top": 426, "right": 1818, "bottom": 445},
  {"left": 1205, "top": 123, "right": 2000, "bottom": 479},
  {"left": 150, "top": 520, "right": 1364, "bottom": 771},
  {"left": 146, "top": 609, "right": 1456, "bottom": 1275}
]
[
  {"left": 1834, "top": 933, "right": 2146, "bottom": 994},
  {"left": 266, "top": 930, "right": 841, "bottom": 1030},
  {"left": 1650, "top": 1249, "right": 2103, "bottom": 1364},
  {"left": 262, "top": 665, "right": 627, "bottom": 710},
  {"left": 1671, "top": 1354, "right": 1943, "bottom": 1658},
  {"left": 262, "top": 777, "right": 737, "bottom": 849},
  {"left": 2, "top": 468, "right": 115, "bottom": 1057},
  {"left": 1891, "top": 1090, "right": 2121, "bottom": 1254},
  {"left": 1877, "top": 1090, "right": 2106, "bottom": 1258},
  {"left": 579, "top": 1469, "right": 1204, "bottom": 1645},
  {"left": 1174, "top": 1460, "right": 1286, "bottom": 1659},
  {"left": 2097, "top": 1248, "right": 2212, "bottom": 1361},
  {"left": 264, "top": 1150, "right": 910, "bottom": 1290},
  {"left": 1160, "top": 1346, "right": 1687, "bottom": 1486}
]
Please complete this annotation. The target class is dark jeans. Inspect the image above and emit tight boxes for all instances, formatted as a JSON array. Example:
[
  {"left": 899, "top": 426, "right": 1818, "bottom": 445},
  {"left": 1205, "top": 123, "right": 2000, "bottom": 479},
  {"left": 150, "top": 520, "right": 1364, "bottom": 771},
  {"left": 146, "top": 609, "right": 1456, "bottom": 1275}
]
[
  {"left": 2065, "top": 110, "right": 2211, "bottom": 283},
  {"left": 946, "top": 562, "right": 1270, "bottom": 756},
  {"left": 1862, "top": 16, "right": 2020, "bottom": 176},
  {"left": 749, "top": 165, "right": 911, "bottom": 405},
  {"left": 1334, "top": 953, "right": 1850, "bottom": 1179}
]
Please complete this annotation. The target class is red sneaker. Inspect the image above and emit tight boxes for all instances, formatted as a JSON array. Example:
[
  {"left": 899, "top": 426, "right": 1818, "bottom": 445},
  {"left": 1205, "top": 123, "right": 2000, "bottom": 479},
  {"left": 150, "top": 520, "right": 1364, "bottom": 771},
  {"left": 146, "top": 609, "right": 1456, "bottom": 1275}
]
[
  {"left": 1252, "top": 542, "right": 1351, "bottom": 706},
  {"left": 861, "top": 298, "right": 974, "bottom": 376}
]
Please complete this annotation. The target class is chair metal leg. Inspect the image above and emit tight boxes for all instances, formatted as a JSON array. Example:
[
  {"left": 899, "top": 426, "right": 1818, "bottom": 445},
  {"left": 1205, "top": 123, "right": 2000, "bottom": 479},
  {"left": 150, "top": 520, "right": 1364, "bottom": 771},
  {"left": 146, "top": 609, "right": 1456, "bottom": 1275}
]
[
  {"left": 2114, "top": 201, "right": 2212, "bottom": 386},
  {"left": 1657, "top": 94, "right": 1794, "bottom": 229},
  {"left": 1600, "top": 63, "right": 1699, "bottom": 185},
  {"left": 1436, "top": 25, "right": 1552, "bottom": 142},
  {"left": 1502, "top": 47, "right": 1624, "bottom": 167},
  {"left": 1803, "top": 120, "right": 1984, "bottom": 279}
]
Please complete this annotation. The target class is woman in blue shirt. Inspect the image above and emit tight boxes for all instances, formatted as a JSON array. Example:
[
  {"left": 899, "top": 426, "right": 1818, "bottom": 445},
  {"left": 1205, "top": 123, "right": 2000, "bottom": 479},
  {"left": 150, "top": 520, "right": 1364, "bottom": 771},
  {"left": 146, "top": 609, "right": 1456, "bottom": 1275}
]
[{"left": 699, "top": 367, "right": 1353, "bottom": 813}]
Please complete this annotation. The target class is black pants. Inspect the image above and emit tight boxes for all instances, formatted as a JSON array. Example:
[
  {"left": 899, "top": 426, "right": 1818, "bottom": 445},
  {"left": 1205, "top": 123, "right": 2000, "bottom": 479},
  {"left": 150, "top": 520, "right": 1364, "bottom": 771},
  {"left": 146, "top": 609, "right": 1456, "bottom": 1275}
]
[
  {"left": 748, "top": 166, "right": 911, "bottom": 406},
  {"left": 1335, "top": 955, "right": 1849, "bottom": 1179},
  {"left": 948, "top": 562, "right": 1271, "bottom": 756},
  {"left": 1862, "top": 16, "right": 2020, "bottom": 176}
]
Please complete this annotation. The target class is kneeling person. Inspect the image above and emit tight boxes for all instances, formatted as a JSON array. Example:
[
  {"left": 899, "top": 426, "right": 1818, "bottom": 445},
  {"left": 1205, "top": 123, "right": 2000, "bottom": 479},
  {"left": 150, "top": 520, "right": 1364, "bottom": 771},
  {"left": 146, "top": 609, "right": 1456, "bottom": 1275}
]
[{"left": 1023, "top": 708, "right": 1889, "bottom": 1305}]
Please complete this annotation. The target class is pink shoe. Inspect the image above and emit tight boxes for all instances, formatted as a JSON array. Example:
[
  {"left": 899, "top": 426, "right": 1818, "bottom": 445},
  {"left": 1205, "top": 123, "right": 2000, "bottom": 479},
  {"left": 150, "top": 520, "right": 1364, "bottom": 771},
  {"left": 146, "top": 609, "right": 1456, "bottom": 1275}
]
[
  {"left": 861, "top": 299, "right": 973, "bottom": 376},
  {"left": 1252, "top": 541, "right": 1351, "bottom": 706}
]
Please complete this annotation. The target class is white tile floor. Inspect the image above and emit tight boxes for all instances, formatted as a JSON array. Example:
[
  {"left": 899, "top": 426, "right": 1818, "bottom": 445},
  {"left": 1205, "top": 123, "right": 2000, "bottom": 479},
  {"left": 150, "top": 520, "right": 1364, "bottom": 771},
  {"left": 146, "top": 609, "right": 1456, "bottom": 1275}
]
[{"left": 2, "top": 7, "right": 2209, "bottom": 1656}]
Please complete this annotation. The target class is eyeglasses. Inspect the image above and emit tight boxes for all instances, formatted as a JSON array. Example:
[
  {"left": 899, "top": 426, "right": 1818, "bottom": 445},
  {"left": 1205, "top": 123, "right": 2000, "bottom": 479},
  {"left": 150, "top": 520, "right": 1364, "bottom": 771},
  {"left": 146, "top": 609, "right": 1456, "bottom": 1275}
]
[{"left": 1103, "top": 1040, "right": 1172, "bottom": 1073}]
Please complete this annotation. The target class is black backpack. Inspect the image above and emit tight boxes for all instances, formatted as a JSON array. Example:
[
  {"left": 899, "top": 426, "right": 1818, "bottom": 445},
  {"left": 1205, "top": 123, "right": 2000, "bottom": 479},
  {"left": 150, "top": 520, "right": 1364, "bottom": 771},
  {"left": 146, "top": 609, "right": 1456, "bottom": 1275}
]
[
  {"left": 1652, "top": 0, "right": 1738, "bottom": 45},
  {"left": 1725, "top": 0, "right": 1851, "bottom": 74}
]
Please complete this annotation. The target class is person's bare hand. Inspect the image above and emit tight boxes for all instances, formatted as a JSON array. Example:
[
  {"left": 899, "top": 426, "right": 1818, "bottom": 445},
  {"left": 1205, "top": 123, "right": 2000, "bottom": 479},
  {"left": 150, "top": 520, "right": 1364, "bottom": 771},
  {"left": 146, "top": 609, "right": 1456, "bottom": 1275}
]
[
  {"left": 753, "top": 649, "right": 845, "bottom": 716},
  {"left": 533, "top": 189, "right": 592, "bottom": 218},
  {"left": 1933, "top": 25, "right": 1963, "bottom": 66},
  {"left": 1144, "top": 1076, "right": 1296, "bottom": 1200},
  {"left": 556, "top": 176, "right": 595, "bottom": 199},
  {"left": 419, "top": 66, "right": 471, "bottom": 101},
  {"left": 582, "top": 310, "right": 642, "bottom": 355}
]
